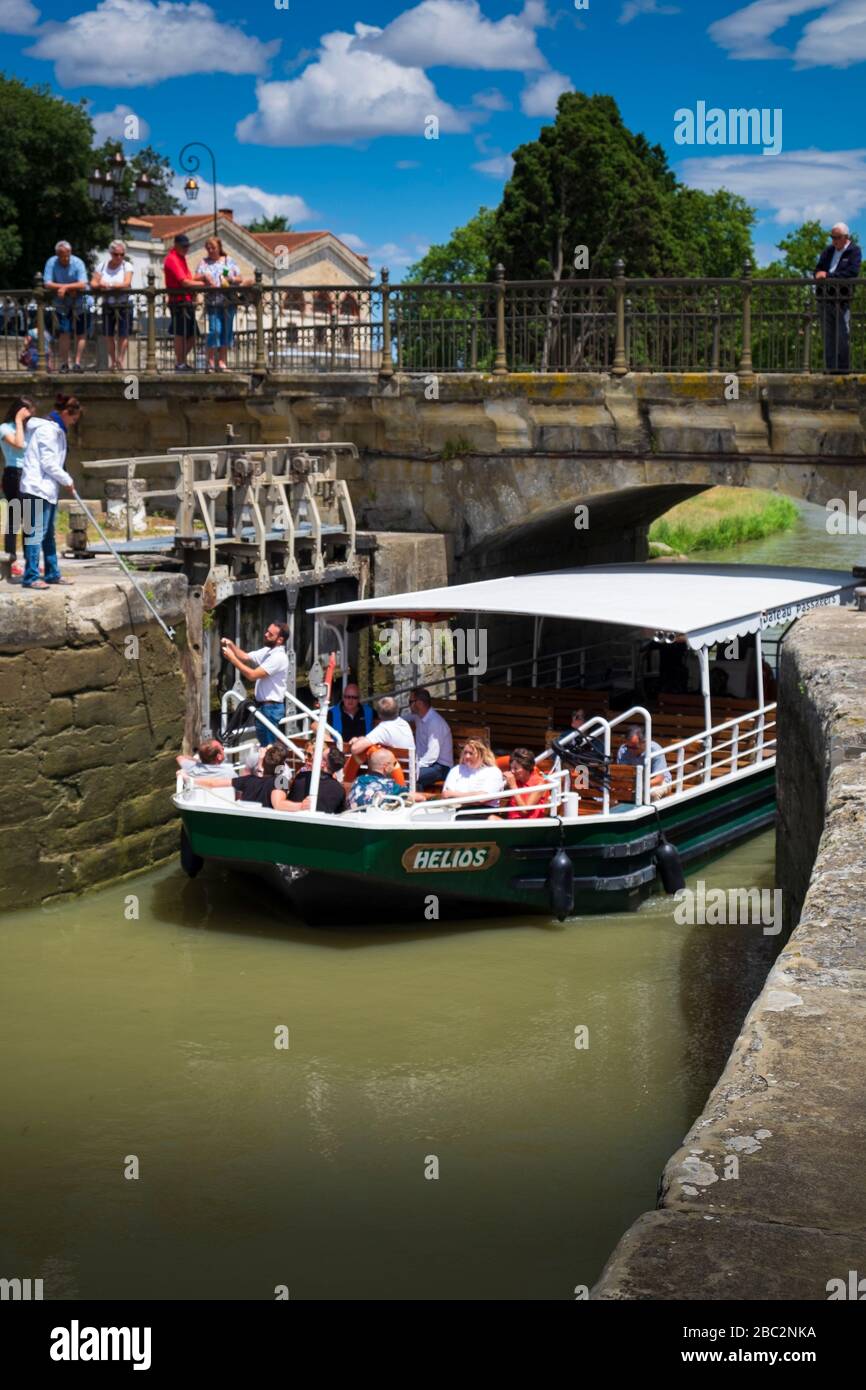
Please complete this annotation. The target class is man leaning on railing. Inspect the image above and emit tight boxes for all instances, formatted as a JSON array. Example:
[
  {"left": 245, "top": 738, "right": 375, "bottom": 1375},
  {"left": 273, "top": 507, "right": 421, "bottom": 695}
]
[{"left": 814, "top": 222, "right": 861, "bottom": 374}]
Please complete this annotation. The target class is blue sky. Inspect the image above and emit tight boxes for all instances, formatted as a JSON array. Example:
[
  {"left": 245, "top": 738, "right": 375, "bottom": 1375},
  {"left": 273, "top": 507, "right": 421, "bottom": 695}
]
[{"left": 2, "top": 0, "right": 865, "bottom": 272}]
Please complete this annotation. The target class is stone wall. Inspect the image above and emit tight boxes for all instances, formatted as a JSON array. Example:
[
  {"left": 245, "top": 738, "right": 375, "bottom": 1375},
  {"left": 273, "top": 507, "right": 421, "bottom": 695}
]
[
  {"left": 1, "top": 371, "right": 864, "bottom": 579},
  {"left": 0, "top": 575, "right": 188, "bottom": 912},
  {"left": 592, "top": 605, "right": 866, "bottom": 1299}
]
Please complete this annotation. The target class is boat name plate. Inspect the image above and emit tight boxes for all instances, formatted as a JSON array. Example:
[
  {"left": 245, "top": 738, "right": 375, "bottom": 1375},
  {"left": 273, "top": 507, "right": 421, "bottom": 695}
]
[{"left": 401, "top": 842, "right": 501, "bottom": 873}]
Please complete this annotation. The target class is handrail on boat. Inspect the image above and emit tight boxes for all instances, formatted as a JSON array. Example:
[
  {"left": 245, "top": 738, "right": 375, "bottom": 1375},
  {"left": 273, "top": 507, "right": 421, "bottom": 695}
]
[
  {"left": 219, "top": 685, "right": 343, "bottom": 752},
  {"left": 404, "top": 767, "right": 570, "bottom": 820}
]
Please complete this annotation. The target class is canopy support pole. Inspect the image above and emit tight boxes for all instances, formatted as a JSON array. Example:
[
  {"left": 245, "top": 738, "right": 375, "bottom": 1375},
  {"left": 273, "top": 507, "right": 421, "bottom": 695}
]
[
  {"left": 472, "top": 611, "right": 479, "bottom": 700},
  {"left": 755, "top": 629, "right": 765, "bottom": 762},
  {"left": 532, "top": 616, "right": 541, "bottom": 688},
  {"left": 700, "top": 646, "right": 712, "bottom": 784}
]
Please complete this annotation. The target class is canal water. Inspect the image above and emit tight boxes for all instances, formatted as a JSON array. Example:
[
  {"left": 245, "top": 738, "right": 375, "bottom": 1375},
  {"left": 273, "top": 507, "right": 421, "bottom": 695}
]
[{"left": 1, "top": 500, "right": 861, "bottom": 1301}]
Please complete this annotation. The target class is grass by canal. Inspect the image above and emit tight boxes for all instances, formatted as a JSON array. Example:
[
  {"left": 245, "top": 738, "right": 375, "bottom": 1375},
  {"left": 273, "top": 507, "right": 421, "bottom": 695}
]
[{"left": 649, "top": 487, "right": 799, "bottom": 556}]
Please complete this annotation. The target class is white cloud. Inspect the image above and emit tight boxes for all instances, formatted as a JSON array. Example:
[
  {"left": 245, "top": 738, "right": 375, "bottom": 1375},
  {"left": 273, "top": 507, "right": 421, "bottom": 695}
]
[
  {"left": 170, "top": 175, "right": 315, "bottom": 228},
  {"left": 27, "top": 0, "right": 278, "bottom": 87},
  {"left": 473, "top": 153, "right": 514, "bottom": 178},
  {"left": 473, "top": 87, "right": 510, "bottom": 111},
  {"left": 338, "top": 234, "right": 416, "bottom": 271},
  {"left": 236, "top": 28, "right": 469, "bottom": 146},
  {"left": 352, "top": 0, "right": 548, "bottom": 72},
  {"left": 679, "top": 147, "right": 866, "bottom": 225},
  {"left": 395, "top": 159, "right": 421, "bottom": 168},
  {"left": 619, "top": 0, "right": 680, "bottom": 23},
  {"left": 90, "top": 103, "right": 151, "bottom": 144},
  {"left": 520, "top": 69, "right": 573, "bottom": 116},
  {"left": 708, "top": 0, "right": 866, "bottom": 68},
  {"left": 0, "top": 0, "right": 39, "bottom": 33}
]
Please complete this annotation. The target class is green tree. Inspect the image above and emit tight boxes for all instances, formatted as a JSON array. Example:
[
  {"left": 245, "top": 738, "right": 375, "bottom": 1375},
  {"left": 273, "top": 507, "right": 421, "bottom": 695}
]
[
  {"left": 757, "top": 220, "right": 837, "bottom": 278},
  {"left": 672, "top": 187, "right": 756, "bottom": 277},
  {"left": 491, "top": 92, "right": 682, "bottom": 280},
  {"left": 405, "top": 208, "right": 496, "bottom": 282},
  {"left": 247, "top": 214, "right": 292, "bottom": 232},
  {"left": 0, "top": 75, "right": 109, "bottom": 286}
]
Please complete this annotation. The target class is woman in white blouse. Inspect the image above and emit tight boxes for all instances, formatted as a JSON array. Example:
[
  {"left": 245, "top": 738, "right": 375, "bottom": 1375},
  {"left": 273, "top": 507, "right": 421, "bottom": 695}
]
[
  {"left": 195, "top": 236, "right": 242, "bottom": 372},
  {"left": 442, "top": 738, "right": 505, "bottom": 809},
  {"left": 91, "top": 240, "right": 134, "bottom": 370}
]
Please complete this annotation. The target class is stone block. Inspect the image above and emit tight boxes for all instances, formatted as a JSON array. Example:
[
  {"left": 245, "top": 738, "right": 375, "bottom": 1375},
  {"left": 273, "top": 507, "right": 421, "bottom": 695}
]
[
  {"left": 42, "top": 732, "right": 119, "bottom": 779},
  {"left": 46, "top": 697, "right": 74, "bottom": 735},
  {"left": 44, "top": 643, "right": 123, "bottom": 697}
]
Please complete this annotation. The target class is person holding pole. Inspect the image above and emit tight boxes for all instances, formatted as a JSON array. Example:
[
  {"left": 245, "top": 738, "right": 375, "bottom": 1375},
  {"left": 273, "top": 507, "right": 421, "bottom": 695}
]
[{"left": 19, "top": 393, "right": 81, "bottom": 590}]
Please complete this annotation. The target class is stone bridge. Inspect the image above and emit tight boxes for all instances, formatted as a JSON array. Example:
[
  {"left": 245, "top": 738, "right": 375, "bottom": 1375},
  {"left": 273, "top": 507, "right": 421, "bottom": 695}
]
[{"left": 2, "top": 368, "right": 864, "bottom": 578}]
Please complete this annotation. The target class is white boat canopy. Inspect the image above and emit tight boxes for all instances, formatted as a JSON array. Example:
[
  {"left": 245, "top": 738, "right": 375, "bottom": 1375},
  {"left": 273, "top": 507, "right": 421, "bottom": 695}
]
[{"left": 311, "top": 563, "right": 858, "bottom": 651}]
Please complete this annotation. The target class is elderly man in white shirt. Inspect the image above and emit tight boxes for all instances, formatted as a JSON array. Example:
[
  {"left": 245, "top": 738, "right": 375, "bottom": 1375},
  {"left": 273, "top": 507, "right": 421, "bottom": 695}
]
[
  {"left": 347, "top": 695, "right": 415, "bottom": 759},
  {"left": 406, "top": 686, "right": 454, "bottom": 789},
  {"left": 19, "top": 396, "right": 80, "bottom": 590}
]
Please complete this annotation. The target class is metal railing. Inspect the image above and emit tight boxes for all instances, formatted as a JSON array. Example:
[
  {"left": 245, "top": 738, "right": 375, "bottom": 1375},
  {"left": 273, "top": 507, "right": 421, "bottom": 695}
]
[{"left": 2, "top": 262, "right": 863, "bottom": 375}]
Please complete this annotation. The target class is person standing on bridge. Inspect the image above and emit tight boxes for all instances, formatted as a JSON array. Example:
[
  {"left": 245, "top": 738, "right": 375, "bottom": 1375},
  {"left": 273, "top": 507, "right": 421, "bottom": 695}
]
[
  {"left": 163, "top": 233, "right": 206, "bottom": 372},
  {"left": 221, "top": 623, "right": 290, "bottom": 747},
  {"left": 815, "top": 223, "right": 861, "bottom": 373}
]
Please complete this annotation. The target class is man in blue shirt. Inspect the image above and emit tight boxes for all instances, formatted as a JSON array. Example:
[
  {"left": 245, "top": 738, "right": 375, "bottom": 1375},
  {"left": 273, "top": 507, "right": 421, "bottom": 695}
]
[
  {"left": 814, "top": 223, "right": 862, "bottom": 373},
  {"left": 43, "top": 241, "right": 89, "bottom": 373},
  {"left": 616, "top": 724, "right": 671, "bottom": 800}
]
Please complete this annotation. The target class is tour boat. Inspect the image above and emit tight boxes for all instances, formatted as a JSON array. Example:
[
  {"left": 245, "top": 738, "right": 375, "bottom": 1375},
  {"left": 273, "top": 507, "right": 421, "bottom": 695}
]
[{"left": 174, "top": 563, "right": 857, "bottom": 923}]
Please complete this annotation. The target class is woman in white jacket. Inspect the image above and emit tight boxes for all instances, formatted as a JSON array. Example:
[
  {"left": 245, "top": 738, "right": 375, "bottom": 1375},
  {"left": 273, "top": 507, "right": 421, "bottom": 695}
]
[{"left": 20, "top": 393, "right": 82, "bottom": 590}]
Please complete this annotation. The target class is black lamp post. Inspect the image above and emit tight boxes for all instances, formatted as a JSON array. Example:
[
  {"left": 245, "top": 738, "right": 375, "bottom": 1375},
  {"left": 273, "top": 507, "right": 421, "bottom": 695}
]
[
  {"left": 179, "top": 141, "right": 219, "bottom": 236},
  {"left": 89, "top": 150, "right": 152, "bottom": 240}
]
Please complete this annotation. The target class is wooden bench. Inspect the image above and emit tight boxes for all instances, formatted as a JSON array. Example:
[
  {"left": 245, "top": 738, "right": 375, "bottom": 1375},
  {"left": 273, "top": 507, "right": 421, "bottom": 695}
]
[
  {"left": 480, "top": 684, "right": 611, "bottom": 728},
  {"left": 435, "top": 698, "right": 554, "bottom": 755}
]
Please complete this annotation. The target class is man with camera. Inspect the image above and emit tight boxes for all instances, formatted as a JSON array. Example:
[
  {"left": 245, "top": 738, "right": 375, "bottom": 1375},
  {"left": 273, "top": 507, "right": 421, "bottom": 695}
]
[{"left": 221, "top": 623, "right": 290, "bottom": 746}]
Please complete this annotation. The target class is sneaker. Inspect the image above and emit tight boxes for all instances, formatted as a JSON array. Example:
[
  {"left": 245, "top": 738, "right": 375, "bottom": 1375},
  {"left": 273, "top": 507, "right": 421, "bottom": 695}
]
[
  {"left": 72, "top": 364, "right": 84, "bottom": 373},
  {"left": 174, "top": 363, "right": 193, "bottom": 373},
  {"left": 59, "top": 364, "right": 70, "bottom": 373}
]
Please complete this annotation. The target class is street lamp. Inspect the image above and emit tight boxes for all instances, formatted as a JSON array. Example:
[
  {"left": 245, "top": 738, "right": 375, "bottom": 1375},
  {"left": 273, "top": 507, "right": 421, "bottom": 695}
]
[
  {"left": 89, "top": 150, "right": 153, "bottom": 239},
  {"left": 179, "top": 142, "right": 218, "bottom": 236}
]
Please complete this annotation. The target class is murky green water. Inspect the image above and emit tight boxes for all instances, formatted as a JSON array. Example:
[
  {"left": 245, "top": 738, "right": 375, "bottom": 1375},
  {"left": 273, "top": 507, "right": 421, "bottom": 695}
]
[
  {"left": 0, "top": 835, "right": 778, "bottom": 1301},
  {"left": 0, "top": 498, "right": 854, "bottom": 1300}
]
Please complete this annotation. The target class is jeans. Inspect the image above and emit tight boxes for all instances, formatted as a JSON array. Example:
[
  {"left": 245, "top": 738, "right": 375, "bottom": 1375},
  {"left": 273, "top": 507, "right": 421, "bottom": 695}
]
[
  {"left": 821, "top": 300, "right": 852, "bottom": 371},
  {"left": 256, "top": 701, "right": 286, "bottom": 746},
  {"left": 2, "top": 466, "right": 22, "bottom": 559},
  {"left": 21, "top": 494, "right": 62, "bottom": 586},
  {"left": 418, "top": 761, "right": 451, "bottom": 789},
  {"left": 207, "top": 307, "right": 235, "bottom": 348}
]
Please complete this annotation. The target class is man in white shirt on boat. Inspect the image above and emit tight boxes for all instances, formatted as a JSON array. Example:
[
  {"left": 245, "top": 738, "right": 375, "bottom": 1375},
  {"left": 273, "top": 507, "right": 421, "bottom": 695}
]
[
  {"left": 220, "top": 623, "right": 290, "bottom": 746},
  {"left": 616, "top": 725, "right": 671, "bottom": 799},
  {"left": 347, "top": 696, "right": 415, "bottom": 759},
  {"left": 406, "top": 687, "right": 453, "bottom": 790}
]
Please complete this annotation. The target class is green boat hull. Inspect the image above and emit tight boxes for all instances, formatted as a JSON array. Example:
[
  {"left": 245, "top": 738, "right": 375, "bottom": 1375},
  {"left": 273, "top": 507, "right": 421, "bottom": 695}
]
[{"left": 178, "top": 764, "right": 776, "bottom": 922}]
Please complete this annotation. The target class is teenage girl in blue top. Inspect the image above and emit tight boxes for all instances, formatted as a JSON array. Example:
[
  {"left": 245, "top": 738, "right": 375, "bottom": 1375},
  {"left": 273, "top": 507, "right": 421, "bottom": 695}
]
[{"left": 1, "top": 396, "right": 35, "bottom": 577}]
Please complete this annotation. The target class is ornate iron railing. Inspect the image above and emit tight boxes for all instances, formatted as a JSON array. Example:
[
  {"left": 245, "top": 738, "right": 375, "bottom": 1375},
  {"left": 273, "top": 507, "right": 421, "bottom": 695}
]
[{"left": 1, "top": 262, "right": 863, "bottom": 376}]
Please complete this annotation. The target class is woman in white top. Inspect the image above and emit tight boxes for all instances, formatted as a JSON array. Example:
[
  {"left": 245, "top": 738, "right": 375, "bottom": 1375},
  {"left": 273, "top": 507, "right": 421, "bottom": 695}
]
[
  {"left": 195, "top": 236, "right": 242, "bottom": 372},
  {"left": 442, "top": 738, "right": 505, "bottom": 809},
  {"left": 91, "top": 240, "right": 134, "bottom": 370},
  {"left": 19, "top": 394, "right": 80, "bottom": 590}
]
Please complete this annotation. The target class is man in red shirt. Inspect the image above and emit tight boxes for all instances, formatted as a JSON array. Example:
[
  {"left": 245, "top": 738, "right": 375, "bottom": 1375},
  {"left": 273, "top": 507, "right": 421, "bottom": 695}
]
[{"left": 163, "top": 233, "right": 205, "bottom": 371}]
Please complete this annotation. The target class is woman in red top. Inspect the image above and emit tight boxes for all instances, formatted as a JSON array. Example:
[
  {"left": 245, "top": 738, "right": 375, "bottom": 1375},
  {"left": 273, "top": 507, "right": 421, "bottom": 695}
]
[{"left": 502, "top": 747, "right": 549, "bottom": 819}]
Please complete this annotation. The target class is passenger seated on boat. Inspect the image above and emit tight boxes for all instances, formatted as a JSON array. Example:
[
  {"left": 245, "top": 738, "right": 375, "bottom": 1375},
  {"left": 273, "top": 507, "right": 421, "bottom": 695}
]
[
  {"left": 204, "top": 743, "right": 291, "bottom": 808},
  {"left": 616, "top": 725, "right": 671, "bottom": 799},
  {"left": 347, "top": 696, "right": 415, "bottom": 759},
  {"left": 347, "top": 748, "right": 407, "bottom": 810},
  {"left": 442, "top": 738, "right": 505, "bottom": 809},
  {"left": 406, "top": 687, "right": 453, "bottom": 790},
  {"left": 489, "top": 747, "right": 549, "bottom": 820},
  {"left": 559, "top": 708, "right": 605, "bottom": 757},
  {"left": 277, "top": 744, "right": 346, "bottom": 814},
  {"left": 176, "top": 738, "right": 227, "bottom": 779}
]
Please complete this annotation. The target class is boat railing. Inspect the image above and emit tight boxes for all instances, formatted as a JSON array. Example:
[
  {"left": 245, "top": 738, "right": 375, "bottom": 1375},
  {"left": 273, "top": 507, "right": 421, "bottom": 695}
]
[
  {"left": 404, "top": 766, "right": 571, "bottom": 821},
  {"left": 663, "top": 704, "right": 777, "bottom": 795},
  {"left": 219, "top": 685, "right": 344, "bottom": 754}
]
